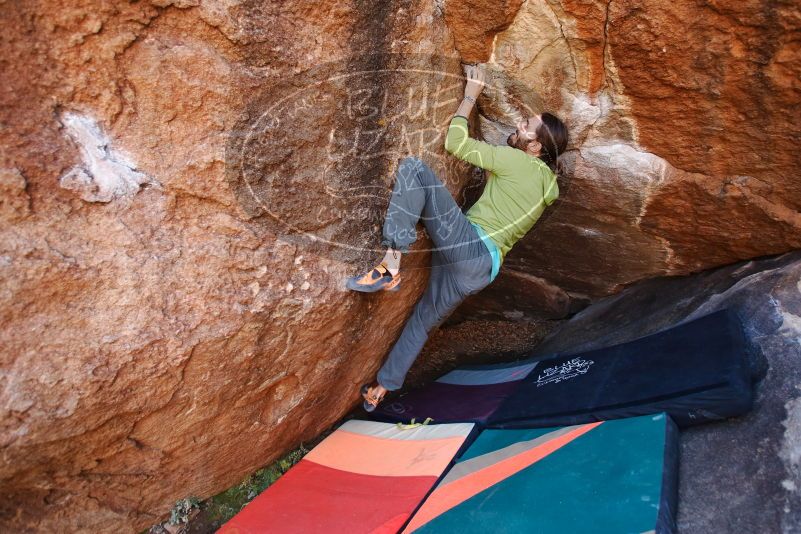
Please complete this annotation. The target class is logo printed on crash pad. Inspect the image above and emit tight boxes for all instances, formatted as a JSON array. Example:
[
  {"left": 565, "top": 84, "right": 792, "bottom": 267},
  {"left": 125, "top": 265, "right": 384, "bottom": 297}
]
[{"left": 535, "top": 358, "right": 594, "bottom": 387}]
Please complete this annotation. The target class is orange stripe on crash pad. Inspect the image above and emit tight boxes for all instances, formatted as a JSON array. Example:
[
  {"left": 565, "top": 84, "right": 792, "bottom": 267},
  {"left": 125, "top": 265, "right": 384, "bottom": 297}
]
[
  {"left": 403, "top": 422, "right": 603, "bottom": 532},
  {"left": 304, "top": 430, "right": 467, "bottom": 478}
]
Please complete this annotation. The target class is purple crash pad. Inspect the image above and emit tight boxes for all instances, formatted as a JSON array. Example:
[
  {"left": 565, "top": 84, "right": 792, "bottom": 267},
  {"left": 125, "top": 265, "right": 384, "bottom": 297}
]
[{"left": 371, "top": 360, "right": 539, "bottom": 424}]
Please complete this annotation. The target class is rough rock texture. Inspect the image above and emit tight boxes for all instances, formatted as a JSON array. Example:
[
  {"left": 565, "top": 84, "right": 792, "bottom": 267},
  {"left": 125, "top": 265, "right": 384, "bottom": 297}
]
[
  {"left": 0, "top": 1, "right": 464, "bottom": 532},
  {"left": 443, "top": 0, "right": 525, "bottom": 62},
  {"left": 1, "top": 0, "right": 800, "bottom": 532},
  {"left": 407, "top": 317, "right": 561, "bottom": 388},
  {"left": 447, "top": 268, "right": 583, "bottom": 322},
  {"left": 461, "top": 0, "right": 801, "bottom": 304},
  {"left": 531, "top": 250, "right": 801, "bottom": 533}
]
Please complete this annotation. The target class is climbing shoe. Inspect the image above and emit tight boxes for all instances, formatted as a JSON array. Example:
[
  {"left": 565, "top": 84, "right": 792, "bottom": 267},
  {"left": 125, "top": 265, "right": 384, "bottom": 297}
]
[
  {"left": 361, "top": 383, "right": 387, "bottom": 412},
  {"left": 345, "top": 262, "right": 401, "bottom": 293}
]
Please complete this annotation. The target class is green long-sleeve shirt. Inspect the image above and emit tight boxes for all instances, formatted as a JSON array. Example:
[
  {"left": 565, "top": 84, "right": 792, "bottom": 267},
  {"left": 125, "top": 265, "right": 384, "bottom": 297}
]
[{"left": 445, "top": 115, "right": 559, "bottom": 265}]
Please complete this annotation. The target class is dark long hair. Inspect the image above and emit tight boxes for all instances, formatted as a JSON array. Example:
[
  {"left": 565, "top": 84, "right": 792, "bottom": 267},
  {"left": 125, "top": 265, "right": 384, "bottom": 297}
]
[{"left": 535, "top": 112, "right": 568, "bottom": 176}]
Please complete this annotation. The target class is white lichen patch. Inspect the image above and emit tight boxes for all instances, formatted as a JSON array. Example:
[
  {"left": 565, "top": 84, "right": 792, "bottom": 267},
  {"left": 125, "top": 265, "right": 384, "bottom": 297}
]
[
  {"left": 563, "top": 91, "right": 604, "bottom": 138},
  {"left": 562, "top": 90, "right": 626, "bottom": 147},
  {"left": 248, "top": 281, "right": 260, "bottom": 297},
  {"left": 780, "top": 396, "right": 801, "bottom": 496},
  {"left": 780, "top": 311, "right": 801, "bottom": 340},
  {"left": 58, "top": 112, "right": 156, "bottom": 202},
  {"left": 580, "top": 143, "right": 667, "bottom": 180}
]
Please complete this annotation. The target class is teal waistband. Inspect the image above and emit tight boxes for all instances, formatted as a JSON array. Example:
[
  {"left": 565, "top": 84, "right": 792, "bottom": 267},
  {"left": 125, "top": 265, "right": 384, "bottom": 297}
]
[{"left": 470, "top": 221, "right": 501, "bottom": 283}]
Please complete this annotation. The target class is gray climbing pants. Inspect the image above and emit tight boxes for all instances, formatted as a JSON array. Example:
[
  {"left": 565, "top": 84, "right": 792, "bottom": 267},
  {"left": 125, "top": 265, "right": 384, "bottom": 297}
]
[{"left": 377, "top": 156, "right": 493, "bottom": 391}]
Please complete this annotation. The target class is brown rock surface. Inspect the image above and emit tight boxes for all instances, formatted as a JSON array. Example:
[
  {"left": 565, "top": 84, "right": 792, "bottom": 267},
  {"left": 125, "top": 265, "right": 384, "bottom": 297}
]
[
  {"left": 1, "top": 0, "right": 800, "bottom": 532},
  {"left": 407, "top": 317, "right": 561, "bottom": 388},
  {"left": 443, "top": 0, "right": 526, "bottom": 63},
  {"left": 447, "top": 268, "right": 580, "bottom": 322},
  {"left": 0, "top": 1, "right": 463, "bottom": 532},
  {"left": 458, "top": 0, "right": 801, "bottom": 302}
]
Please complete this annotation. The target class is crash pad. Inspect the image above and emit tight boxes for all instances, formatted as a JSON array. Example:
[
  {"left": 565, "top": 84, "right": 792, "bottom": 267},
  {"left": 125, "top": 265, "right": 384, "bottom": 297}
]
[
  {"left": 218, "top": 419, "right": 475, "bottom": 534},
  {"left": 372, "top": 359, "right": 539, "bottom": 424},
  {"left": 404, "top": 413, "right": 679, "bottom": 533},
  {"left": 490, "top": 309, "right": 753, "bottom": 428}
]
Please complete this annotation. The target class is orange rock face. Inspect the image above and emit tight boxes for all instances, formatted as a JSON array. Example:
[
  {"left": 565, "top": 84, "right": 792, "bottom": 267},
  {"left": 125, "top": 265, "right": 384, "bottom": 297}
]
[
  {"left": 461, "top": 0, "right": 801, "bottom": 297},
  {"left": 0, "top": 1, "right": 464, "bottom": 532},
  {"left": 443, "top": 0, "right": 526, "bottom": 62},
  {"left": 1, "top": 0, "right": 799, "bottom": 532}
]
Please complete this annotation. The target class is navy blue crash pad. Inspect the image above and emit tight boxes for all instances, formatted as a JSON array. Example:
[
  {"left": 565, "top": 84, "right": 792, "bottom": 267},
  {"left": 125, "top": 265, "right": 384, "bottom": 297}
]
[{"left": 489, "top": 309, "right": 754, "bottom": 428}]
